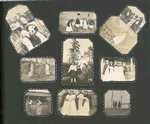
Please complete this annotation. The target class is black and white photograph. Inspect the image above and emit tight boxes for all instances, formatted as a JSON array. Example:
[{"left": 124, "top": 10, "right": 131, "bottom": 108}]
[
  {"left": 20, "top": 58, "right": 56, "bottom": 82},
  {"left": 62, "top": 38, "right": 93, "bottom": 84},
  {"left": 100, "top": 57, "right": 136, "bottom": 82},
  {"left": 25, "top": 89, "right": 52, "bottom": 116},
  {"left": 59, "top": 12, "right": 97, "bottom": 34},
  {"left": 6, "top": 5, "right": 50, "bottom": 55},
  {"left": 119, "top": 6, "right": 146, "bottom": 33},
  {"left": 104, "top": 90, "right": 131, "bottom": 117},
  {"left": 58, "top": 89, "right": 97, "bottom": 116}
]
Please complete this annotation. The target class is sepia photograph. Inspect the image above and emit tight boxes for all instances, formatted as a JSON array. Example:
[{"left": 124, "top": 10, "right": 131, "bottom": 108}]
[
  {"left": 62, "top": 38, "right": 93, "bottom": 84},
  {"left": 100, "top": 16, "right": 137, "bottom": 54},
  {"left": 119, "top": 6, "right": 146, "bottom": 33},
  {"left": 20, "top": 58, "right": 56, "bottom": 82},
  {"left": 58, "top": 89, "right": 97, "bottom": 116},
  {"left": 104, "top": 90, "right": 131, "bottom": 117},
  {"left": 6, "top": 5, "right": 50, "bottom": 55},
  {"left": 25, "top": 89, "right": 52, "bottom": 116},
  {"left": 100, "top": 57, "right": 136, "bottom": 82},
  {"left": 59, "top": 12, "right": 97, "bottom": 34}
]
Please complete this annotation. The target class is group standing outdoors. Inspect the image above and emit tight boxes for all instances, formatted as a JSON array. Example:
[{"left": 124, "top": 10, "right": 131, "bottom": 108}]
[
  {"left": 102, "top": 60, "right": 125, "bottom": 81},
  {"left": 66, "top": 13, "right": 95, "bottom": 32},
  {"left": 67, "top": 55, "right": 92, "bottom": 82},
  {"left": 8, "top": 12, "right": 47, "bottom": 52},
  {"left": 27, "top": 98, "right": 42, "bottom": 115},
  {"left": 28, "top": 59, "right": 52, "bottom": 78},
  {"left": 60, "top": 90, "right": 92, "bottom": 116},
  {"left": 113, "top": 100, "right": 122, "bottom": 109},
  {"left": 119, "top": 8, "right": 143, "bottom": 32}
]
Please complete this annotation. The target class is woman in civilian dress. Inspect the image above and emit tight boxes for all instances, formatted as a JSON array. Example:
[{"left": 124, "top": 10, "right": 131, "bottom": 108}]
[
  {"left": 36, "top": 99, "right": 42, "bottom": 115},
  {"left": 109, "top": 61, "right": 114, "bottom": 81},
  {"left": 76, "top": 90, "right": 84, "bottom": 115}
]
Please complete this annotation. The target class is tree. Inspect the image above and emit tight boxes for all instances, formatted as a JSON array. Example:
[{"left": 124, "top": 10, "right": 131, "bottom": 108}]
[{"left": 68, "top": 38, "right": 80, "bottom": 63}]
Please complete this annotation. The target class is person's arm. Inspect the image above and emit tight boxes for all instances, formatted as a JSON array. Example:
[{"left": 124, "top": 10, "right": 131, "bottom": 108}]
[{"left": 68, "top": 65, "right": 72, "bottom": 72}]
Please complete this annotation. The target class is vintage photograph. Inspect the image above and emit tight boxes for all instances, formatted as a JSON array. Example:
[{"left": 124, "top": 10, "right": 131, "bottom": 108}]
[
  {"left": 58, "top": 89, "right": 97, "bottom": 116},
  {"left": 59, "top": 12, "right": 97, "bottom": 34},
  {"left": 6, "top": 5, "right": 50, "bottom": 55},
  {"left": 104, "top": 90, "right": 131, "bottom": 117},
  {"left": 119, "top": 6, "right": 146, "bottom": 33},
  {"left": 62, "top": 38, "right": 93, "bottom": 84},
  {"left": 25, "top": 89, "right": 52, "bottom": 116},
  {"left": 100, "top": 57, "right": 136, "bottom": 81},
  {"left": 100, "top": 16, "right": 137, "bottom": 54},
  {"left": 20, "top": 58, "right": 56, "bottom": 82}
]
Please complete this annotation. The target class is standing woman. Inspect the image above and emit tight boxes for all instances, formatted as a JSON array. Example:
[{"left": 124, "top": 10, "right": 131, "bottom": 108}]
[
  {"left": 36, "top": 99, "right": 42, "bottom": 115},
  {"left": 113, "top": 61, "right": 119, "bottom": 81},
  {"left": 109, "top": 61, "right": 114, "bottom": 81},
  {"left": 82, "top": 18, "right": 88, "bottom": 29},
  {"left": 68, "top": 62, "right": 77, "bottom": 82},
  {"left": 69, "top": 90, "right": 78, "bottom": 116},
  {"left": 102, "top": 60, "right": 110, "bottom": 81},
  {"left": 28, "top": 60, "right": 34, "bottom": 77},
  {"left": 76, "top": 90, "right": 84, "bottom": 115},
  {"left": 45, "top": 59, "right": 51, "bottom": 76},
  {"left": 117, "top": 61, "right": 125, "bottom": 81},
  {"left": 66, "top": 18, "right": 75, "bottom": 32},
  {"left": 60, "top": 90, "right": 71, "bottom": 116}
]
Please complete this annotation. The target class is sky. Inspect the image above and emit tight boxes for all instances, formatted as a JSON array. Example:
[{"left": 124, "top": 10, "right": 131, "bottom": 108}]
[
  {"left": 63, "top": 38, "right": 93, "bottom": 63},
  {"left": 105, "top": 90, "right": 130, "bottom": 108}
]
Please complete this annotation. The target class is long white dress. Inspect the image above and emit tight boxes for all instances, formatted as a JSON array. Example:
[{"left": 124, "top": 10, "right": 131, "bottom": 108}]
[
  {"left": 69, "top": 94, "right": 77, "bottom": 116},
  {"left": 117, "top": 66, "right": 125, "bottom": 81},
  {"left": 80, "top": 19, "right": 83, "bottom": 27},
  {"left": 113, "top": 66, "right": 119, "bottom": 81},
  {"left": 77, "top": 93, "right": 84, "bottom": 115},
  {"left": 83, "top": 19, "right": 88, "bottom": 29},
  {"left": 113, "top": 33, "right": 126, "bottom": 45},
  {"left": 61, "top": 94, "right": 71, "bottom": 115},
  {"left": 109, "top": 66, "right": 114, "bottom": 81},
  {"left": 66, "top": 22, "right": 73, "bottom": 32},
  {"left": 36, "top": 101, "right": 42, "bottom": 115},
  {"left": 103, "top": 65, "right": 110, "bottom": 81},
  {"left": 82, "top": 97, "right": 90, "bottom": 116},
  {"left": 28, "top": 62, "right": 34, "bottom": 77},
  {"left": 45, "top": 64, "right": 50, "bottom": 75}
]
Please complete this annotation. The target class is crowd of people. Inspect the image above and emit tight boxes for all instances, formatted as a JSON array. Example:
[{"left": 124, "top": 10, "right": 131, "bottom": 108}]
[
  {"left": 102, "top": 60, "right": 125, "bottom": 81},
  {"left": 66, "top": 13, "right": 95, "bottom": 32},
  {"left": 67, "top": 56, "right": 92, "bottom": 82},
  {"left": 60, "top": 90, "right": 92, "bottom": 116},
  {"left": 8, "top": 12, "right": 47, "bottom": 52}
]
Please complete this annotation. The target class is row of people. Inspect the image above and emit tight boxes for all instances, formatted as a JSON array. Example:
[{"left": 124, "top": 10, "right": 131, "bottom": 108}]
[
  {"left": 60, "top": 90, "right": 92, "bottom": 116},
  {"left": 102, "top": 60, "right": 125, "bottom": 81}
]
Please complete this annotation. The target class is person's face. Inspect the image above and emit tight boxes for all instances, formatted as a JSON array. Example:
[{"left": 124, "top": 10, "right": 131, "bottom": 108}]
[
  {"left": 28, "top": 25, "right": 36, "bottom": 35},
  {"left": 69, "top": 90, "right": 74, "bottom": 94},
  {"left": 110, "top": 61, "right": 113, "bottom": 65},
  {"left": 72, "top": 63, "right": 75, "bottom": 65},
  {"left": 105, "top": 60, "right": 109, "bottom": 65},
  {"left": 114, "top": 61, "right": 118, "bottom": 66},
  {"left": 118, "top": 61, "right": 122, "bottom": 66},
  {"left": 13, "top": 16, "right": 17, "bottom": 21}
]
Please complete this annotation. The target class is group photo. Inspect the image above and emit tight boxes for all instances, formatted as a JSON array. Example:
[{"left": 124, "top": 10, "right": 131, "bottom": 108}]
[
  {"left": 100, "top": 57, "right": 136, "bottom": 81},
  {"left": 20, "top": 58, "right": 56, "bottom": 82},
  {"left": 25, "top": 89, "right": 52, "bottom": 116},
  {"left": 119, "top": 6, "right": 146, "bottom": 33},
  {"left": 62, "top": 38, "right": 93, "bottom": 84},
  {"left": 6, "top": 5, "right": 50, "bottom": 55},
  {"left": 58, "top": 89, "right": 97, "bottom": 116},
  {"left": 104, "top": 90, "right": 131, "bottom": 116},
  {"left": 59, "top": 11, "right": 97, "bottom": 34}
]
